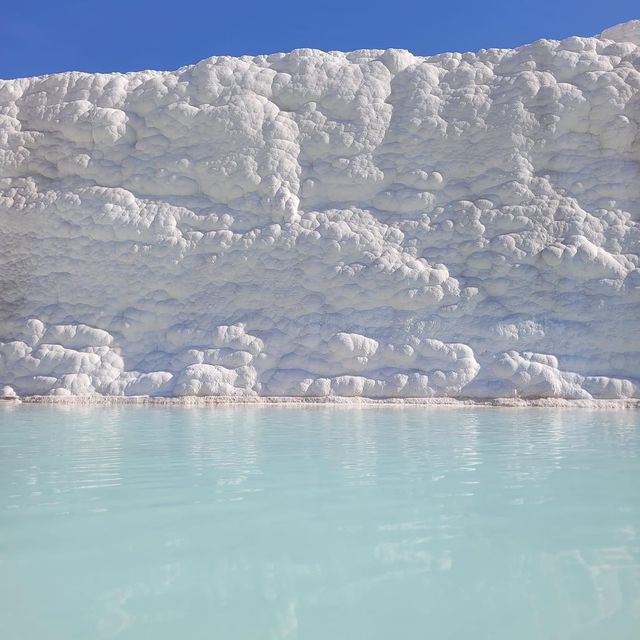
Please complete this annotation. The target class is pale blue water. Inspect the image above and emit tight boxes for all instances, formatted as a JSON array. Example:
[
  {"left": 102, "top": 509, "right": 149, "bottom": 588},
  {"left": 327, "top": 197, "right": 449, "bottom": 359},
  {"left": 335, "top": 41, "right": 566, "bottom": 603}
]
[{"left": 1, "top": 406, "right": 639, "bottom": 640}]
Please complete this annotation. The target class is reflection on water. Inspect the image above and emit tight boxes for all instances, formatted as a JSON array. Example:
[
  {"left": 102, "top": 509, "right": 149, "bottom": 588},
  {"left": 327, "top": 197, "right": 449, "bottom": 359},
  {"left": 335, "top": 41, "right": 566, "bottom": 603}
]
[{"left": 1, "top": 405, "right": 639, "bottom": 639}]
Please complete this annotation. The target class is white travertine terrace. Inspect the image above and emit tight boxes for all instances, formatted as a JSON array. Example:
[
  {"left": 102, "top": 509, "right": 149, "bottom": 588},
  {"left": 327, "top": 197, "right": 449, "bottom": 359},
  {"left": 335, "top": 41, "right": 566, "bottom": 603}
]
[{"left": 1, "top": 21, "right": 639, "bottom": 399}]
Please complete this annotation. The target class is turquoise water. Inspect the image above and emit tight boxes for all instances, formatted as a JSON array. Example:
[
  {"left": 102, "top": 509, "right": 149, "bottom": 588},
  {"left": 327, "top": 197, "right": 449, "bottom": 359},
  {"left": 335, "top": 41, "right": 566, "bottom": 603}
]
[{"left": 1, "top": 406, "right": 639, "bottom": 640}]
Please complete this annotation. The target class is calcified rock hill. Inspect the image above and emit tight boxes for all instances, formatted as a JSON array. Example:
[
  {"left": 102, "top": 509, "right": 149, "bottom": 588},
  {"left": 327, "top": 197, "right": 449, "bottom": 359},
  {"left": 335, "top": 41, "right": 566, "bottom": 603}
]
[{"left": 1, "top": 21, "right": 639, "bottom": 399}]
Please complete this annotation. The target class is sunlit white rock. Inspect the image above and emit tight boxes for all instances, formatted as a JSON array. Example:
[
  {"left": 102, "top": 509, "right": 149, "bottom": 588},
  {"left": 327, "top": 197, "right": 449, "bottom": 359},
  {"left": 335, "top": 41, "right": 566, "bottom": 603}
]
[{"left": 0, "top": 21, "right": 639, "bottom": 398}]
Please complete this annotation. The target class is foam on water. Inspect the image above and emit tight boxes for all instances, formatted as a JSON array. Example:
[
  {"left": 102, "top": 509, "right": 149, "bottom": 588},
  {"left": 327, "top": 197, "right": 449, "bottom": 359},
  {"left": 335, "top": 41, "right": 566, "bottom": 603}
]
[{"left": 1, "top": 405, "right": 639, "bottom": 639}]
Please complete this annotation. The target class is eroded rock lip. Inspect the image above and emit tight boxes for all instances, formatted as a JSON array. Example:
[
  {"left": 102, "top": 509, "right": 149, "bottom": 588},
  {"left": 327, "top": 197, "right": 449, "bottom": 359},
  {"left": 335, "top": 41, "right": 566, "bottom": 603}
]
[{"left": 1, "top": 21, "right": 639, "bottom": 400}]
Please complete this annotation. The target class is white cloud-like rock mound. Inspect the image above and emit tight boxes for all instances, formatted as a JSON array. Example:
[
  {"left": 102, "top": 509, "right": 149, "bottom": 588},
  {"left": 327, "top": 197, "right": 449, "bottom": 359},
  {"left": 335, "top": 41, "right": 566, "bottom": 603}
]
[{"left": 1, "top": 21, "right": 639, "bottom": 399}]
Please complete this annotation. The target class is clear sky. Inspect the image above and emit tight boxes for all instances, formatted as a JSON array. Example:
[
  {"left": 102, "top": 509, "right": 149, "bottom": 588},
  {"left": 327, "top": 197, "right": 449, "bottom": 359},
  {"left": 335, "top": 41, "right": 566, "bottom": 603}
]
[{"left": 1, "top": 0, "right": 637, "bottom": 79}]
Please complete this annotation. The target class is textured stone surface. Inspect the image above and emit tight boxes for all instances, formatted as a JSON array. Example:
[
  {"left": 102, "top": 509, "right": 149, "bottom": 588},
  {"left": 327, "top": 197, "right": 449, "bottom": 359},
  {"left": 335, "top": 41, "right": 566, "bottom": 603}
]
[{"left": 1, "top": 21, "right": 639, "bottom": 398}]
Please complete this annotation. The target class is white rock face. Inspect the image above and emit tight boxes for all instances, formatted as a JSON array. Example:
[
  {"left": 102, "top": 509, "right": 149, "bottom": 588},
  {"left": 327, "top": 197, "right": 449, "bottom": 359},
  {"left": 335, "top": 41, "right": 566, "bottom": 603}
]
[{"left": 1, "top": 21, "right": 639, "bottom": 399}]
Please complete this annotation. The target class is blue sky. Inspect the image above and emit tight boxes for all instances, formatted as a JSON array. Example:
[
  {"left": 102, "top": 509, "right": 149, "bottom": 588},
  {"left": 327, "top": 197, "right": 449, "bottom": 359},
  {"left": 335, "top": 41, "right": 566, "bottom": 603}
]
[{"left": 1, "top": 0, "right": 637, "bottom": 78}]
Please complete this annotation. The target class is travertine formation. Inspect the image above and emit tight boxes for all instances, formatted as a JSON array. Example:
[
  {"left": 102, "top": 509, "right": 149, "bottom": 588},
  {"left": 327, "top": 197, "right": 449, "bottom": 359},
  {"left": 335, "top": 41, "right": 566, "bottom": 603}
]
[{"left": 1, "top": 21, "right": 639, "bottom": 399}]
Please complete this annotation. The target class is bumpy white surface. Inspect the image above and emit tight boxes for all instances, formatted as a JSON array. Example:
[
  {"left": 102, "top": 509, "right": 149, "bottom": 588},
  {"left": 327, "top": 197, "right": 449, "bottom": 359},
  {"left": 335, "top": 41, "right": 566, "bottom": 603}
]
[{"left": 1, "top": 21, "right": 639, "bottom": 399}]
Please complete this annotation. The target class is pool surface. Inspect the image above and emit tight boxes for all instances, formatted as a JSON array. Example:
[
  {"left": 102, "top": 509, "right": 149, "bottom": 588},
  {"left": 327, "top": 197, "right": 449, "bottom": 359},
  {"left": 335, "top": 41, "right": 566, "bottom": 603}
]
[{"left": 1, "top": 405, "right": 639, "bottom": 639}]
